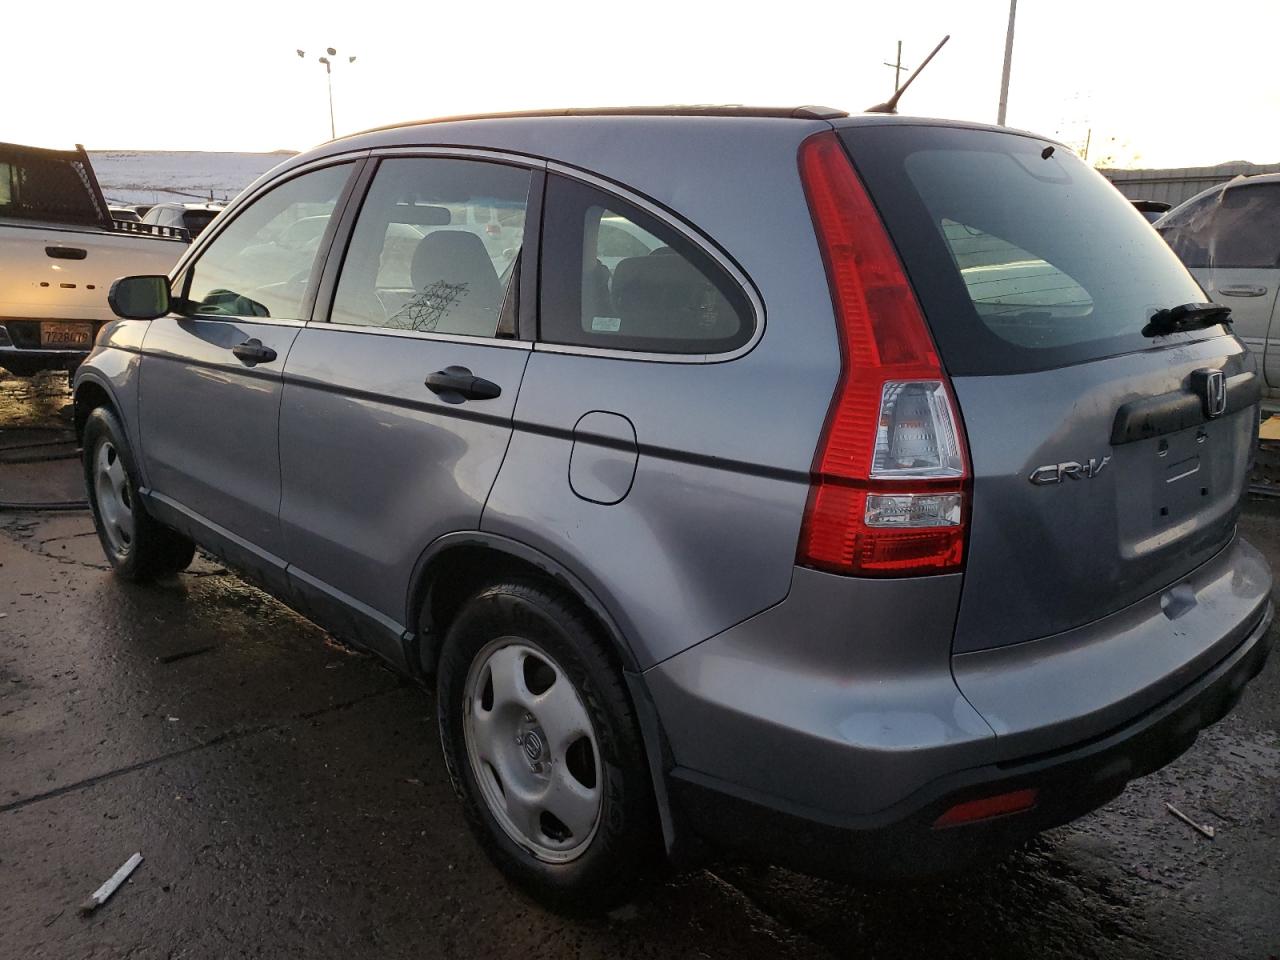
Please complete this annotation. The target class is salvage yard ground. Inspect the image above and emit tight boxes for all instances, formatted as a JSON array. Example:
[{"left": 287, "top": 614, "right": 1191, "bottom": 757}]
[{"left": 1, "top": 371, "right": 1279, "bottom": 959}]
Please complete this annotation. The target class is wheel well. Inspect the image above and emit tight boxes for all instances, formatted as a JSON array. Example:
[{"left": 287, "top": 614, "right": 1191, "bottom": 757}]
[
  {"left": 412, "top": 544, "right": 633, "bottom": 678},
  {"left": 73, "top": 381, "right": 114, "bottom": 441}
]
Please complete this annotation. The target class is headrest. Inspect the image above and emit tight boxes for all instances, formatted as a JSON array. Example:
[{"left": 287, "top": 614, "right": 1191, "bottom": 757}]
[{"left": 408, "top": 230, "right": 504, "bottom": 335}]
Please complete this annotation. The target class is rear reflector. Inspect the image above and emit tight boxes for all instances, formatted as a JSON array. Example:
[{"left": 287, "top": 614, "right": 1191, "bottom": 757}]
[
  {"left": 796, "top": 132, "right": 970, "bottom": 577},
  {"left": 932, "top": 788, "right": 1039, "bottom": 829}
]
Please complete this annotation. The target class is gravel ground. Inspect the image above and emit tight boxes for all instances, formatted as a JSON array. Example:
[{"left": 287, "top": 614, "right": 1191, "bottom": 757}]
[{"left": 2, "top": 371, "right": 1278, "bottom": 959}]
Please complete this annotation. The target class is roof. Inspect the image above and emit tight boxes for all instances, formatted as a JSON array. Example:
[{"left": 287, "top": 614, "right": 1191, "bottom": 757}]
[{"left": 349, "top": 105, "right": 849, "bottom": 139}]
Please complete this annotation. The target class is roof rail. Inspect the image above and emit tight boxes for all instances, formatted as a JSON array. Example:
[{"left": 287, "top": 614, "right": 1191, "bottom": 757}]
[{"left": 348, "top": 104, "right": 849, "bottom": 139}]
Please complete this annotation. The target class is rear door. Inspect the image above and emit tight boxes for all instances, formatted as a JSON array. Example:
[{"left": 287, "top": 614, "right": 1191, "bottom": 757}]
[
  {"left": 277, "top": 154, "right": 536, "bottom": 664},
  {"left": 138, "top": 161, "right": 354, "bottom": 581},
  {"left": 1158, "top": 183, "right": 1280, "bottom": 387},
  {"left": 840, "top": 124, "right": 1256, "bottom": 652}
]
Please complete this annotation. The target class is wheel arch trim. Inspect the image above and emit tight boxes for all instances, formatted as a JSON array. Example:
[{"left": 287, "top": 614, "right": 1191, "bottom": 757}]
[{"left": 405, "top": 530, "right": 641, "bottom": 674}]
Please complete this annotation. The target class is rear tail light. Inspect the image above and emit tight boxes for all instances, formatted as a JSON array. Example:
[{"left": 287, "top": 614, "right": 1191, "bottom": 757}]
[{"left": 797, "top": 132, "right": 969, "bottom": 577}]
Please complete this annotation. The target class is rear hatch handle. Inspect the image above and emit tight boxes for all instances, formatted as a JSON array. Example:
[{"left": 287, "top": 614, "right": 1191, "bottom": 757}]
[{"left": 1112, "top": 371, "right": 1259, "bottom": 444}]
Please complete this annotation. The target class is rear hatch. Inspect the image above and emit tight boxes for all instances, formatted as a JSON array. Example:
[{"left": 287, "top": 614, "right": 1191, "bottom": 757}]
[{"left": 838, "top": 122, "right": 1256, "bottom": 652}]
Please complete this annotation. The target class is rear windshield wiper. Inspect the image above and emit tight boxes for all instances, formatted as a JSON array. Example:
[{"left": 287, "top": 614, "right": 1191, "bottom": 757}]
[{"left": 1142, "top": 302, "right": 1232, "bottom": 337}]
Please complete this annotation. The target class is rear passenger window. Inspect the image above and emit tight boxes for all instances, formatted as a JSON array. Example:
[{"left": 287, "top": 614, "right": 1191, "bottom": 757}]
[
  {"left": 329, "top": 158, "right": 530, "bottom": 338},
  {"left": 540, "top": 176, "right": 754, "bottom": 354}
]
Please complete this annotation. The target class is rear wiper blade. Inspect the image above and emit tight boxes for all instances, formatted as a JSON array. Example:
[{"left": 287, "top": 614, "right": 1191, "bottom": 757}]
[{"left": 1142, "top": 302, "right": 1232, "bottom": 337}]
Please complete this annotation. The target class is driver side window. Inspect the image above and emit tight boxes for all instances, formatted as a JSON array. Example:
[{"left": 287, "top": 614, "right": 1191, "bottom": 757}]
[{"left": 180, "top": 163, "right": 351, "bottom": 320}]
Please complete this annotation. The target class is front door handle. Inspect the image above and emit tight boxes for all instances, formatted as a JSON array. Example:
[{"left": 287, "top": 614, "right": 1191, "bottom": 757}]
[
  {"left": 425, "top": 365, "right": 502, "bottom": 403},
  {"left": 1217, "top": 284, "right": 1268, "bottom": 298},
  {"left": 231, "top": 338, "right": 277, "bottom": 366}
]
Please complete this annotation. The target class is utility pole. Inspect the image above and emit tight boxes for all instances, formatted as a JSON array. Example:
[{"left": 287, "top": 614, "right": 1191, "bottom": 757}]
[
  {"left": 883, "top": 40, "right": 910, "bottom": 94},
  {"left": 997, "top": 0, "right": 1017, "bottom": 126}
]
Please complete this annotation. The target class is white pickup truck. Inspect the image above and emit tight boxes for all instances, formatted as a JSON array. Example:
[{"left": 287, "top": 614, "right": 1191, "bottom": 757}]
[{"left": 0, "top": 142, "right": 190, "bottom": 377}]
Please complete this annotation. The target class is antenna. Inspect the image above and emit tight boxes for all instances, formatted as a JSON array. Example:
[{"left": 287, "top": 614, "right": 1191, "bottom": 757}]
[{"left": 865, "top": 34, "right": 950, "bottom": 114}]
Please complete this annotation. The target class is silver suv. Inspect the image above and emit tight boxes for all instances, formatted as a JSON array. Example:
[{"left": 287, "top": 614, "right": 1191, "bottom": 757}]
[{"left": 76, "top": 107, "right": 1273, "bottom": 911}]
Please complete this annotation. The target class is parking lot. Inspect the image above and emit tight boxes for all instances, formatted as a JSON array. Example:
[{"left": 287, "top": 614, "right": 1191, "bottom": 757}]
[{"left": 2, "top": 370, "right": 1278, "bottom": 960}]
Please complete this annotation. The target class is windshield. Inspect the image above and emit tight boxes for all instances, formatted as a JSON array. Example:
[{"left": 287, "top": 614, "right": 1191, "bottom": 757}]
[{"left": 839, "top": 125, "right": 1217, "bottom": 376}]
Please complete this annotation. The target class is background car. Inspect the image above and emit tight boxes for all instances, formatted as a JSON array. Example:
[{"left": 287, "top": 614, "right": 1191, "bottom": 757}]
[
  {"left": 140, "top": 201, "right": 225, "bottom": 239},
  {"left": 1157, "top": 173, "right": 1280, "bottom": 397},
  {"left": 1132, "top": 198, "right": 1171, "bottom": 223}
]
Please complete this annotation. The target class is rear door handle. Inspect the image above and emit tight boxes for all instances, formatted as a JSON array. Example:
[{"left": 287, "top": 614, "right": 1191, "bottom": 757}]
[
  {"left": 425, "top": 365, "right": 502, "bottom": 403},
  {"left": 1217, "top": 284, "right": 1268, "bottom": 297},
  {"left": 231, "top": 338, "right": 277, "bottom": 366}
]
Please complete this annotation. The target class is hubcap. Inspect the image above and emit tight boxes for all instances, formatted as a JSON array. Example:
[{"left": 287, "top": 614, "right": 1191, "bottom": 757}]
[
  {"left": 93, "top": 440, "right": 134, "bottom": 556},
  {"left": 462, "top": 639, "right": 602, "bottom": 863}
]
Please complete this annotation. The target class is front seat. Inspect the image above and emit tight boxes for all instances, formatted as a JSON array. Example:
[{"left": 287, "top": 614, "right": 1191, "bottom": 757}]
[{"left": 391, "top": 230, "right": 504, "bottom": 336}]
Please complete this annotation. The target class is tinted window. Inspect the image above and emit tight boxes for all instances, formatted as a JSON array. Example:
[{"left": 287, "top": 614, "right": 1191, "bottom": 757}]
[
  {"left": 183, "top": 209, "right": 219, "bottom": 237},
  {"left": 1159, "top": 184, "right": 1280, "bottom": 270},
  {"left": 329, "top": 157, "right": 529, "bottom": 338},
  {"left": 841, "top": 126, "right": 1213, "bottom": 375},
  {"left": 181, "top": 164, "right": 350, "bottom": 320},
  {"left": 0, "top": 152, "right": 103, "bottom": 226},
  {"left": 540, "top": 176, "right": 753, "bottom": 354}
]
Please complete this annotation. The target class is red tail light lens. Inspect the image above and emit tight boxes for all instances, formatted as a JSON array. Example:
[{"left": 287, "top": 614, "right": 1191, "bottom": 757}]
[{"left": 797, "top": 132, "right": 969, "bottom": 577}]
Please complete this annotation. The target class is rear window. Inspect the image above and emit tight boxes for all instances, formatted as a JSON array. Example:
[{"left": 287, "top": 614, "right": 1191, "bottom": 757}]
[
  {"left": 839, "top": 125, "right": 1216, "bottom": 375},
  {"left": 183, "top": 210, "right": 219, "bottom": 237},
  {"left": 0, "top": 151, "right": 105, "bottom": 227}
]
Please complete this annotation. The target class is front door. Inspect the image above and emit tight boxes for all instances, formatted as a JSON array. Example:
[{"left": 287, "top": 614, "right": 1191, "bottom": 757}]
[
  {"left": 138, "top": 162, "right": 354, "bottom": 581},
  {"left": 278, "top": 155, "right": 536, "bottom": 662}
]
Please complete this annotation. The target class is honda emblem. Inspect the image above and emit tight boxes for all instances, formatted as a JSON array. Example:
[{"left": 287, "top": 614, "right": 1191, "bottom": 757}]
[{"left": 1191, "top": 368, "right": 1227, "bottom": 419}]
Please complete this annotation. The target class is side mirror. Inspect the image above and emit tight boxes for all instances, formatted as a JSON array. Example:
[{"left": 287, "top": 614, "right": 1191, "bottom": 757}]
[{"left": 108, "top": 275, "right": 171, "bottom": 320}]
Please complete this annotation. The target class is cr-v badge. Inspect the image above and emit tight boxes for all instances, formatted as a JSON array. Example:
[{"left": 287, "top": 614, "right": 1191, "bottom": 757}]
[{"left": 1029, "top": 457, "right": 1111, "bottom": 485}]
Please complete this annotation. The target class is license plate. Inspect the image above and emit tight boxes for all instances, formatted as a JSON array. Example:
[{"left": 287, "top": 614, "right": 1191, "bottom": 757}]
[{"left": 40, "top": 322, "right": 93, "bottom": 348}]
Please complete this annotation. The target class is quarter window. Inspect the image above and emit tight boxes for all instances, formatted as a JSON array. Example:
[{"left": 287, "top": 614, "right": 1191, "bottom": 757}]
[
  {"left": 540, "top": 176, "right": 754, "bottom": 354},
  {"left": 329, "top": 158, "right": 530, "bottom": 338},
  {"left": 180, "top": 163, "right": 351, "bottom": 320}
]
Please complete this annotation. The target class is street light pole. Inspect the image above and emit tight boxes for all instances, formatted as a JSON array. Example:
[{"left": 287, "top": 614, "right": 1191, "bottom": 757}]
[
  {"left": 997, "top": 0, "right": 1017, "bottom": 126},
  {"left": 297, "top": 47, "right": 357, "bottom": 140},
  {"left": 320, "top": 56, "right": 334, "bottom": 139}
]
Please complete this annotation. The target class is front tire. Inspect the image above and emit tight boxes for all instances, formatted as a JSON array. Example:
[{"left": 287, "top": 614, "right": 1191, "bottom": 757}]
[
  {"left": 82, "top": 406, "right": 194, "bottom": 581},
  {"left": 436, "top": 580, "right": 658, "bottom": 913}
]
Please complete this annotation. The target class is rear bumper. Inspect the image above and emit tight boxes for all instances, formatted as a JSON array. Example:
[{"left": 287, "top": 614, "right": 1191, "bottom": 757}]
[
  {"left": 645, "top": 534, "right": 1273, "bottom": 878},
  {"left": 669, "top": 600, "right": 1271, "bottom": 878},
  {"left": 0, "top": 320, "right": 98, "bottom": 371}
]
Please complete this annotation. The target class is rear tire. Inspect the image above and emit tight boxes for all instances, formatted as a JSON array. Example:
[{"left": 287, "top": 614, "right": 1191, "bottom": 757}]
[
  {"left": 436, "top": 579, "right": 658, "bottom": 913},
  {"left": 82, "top": 406, "right": 195, "bottom": 581}
]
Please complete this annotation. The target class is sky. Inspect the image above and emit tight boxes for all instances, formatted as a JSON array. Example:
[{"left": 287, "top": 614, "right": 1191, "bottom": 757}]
[{"left": 6, "top": 0, "right": 1278, "bottom": 168}]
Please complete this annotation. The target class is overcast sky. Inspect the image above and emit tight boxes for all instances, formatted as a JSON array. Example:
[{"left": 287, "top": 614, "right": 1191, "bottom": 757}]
[{"left": 7, "top": 0, "right": 1277, "bottom": 167}]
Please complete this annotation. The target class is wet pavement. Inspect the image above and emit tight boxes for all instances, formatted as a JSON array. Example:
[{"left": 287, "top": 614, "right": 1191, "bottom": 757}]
[{"left": 2, "top": 370, "right": 1279, "bottom": 959}]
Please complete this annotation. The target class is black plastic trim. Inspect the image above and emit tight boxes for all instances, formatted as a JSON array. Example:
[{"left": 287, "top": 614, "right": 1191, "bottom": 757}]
[{"left": 1111, "top": 371, "right": 1260, "bottom": 444}]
